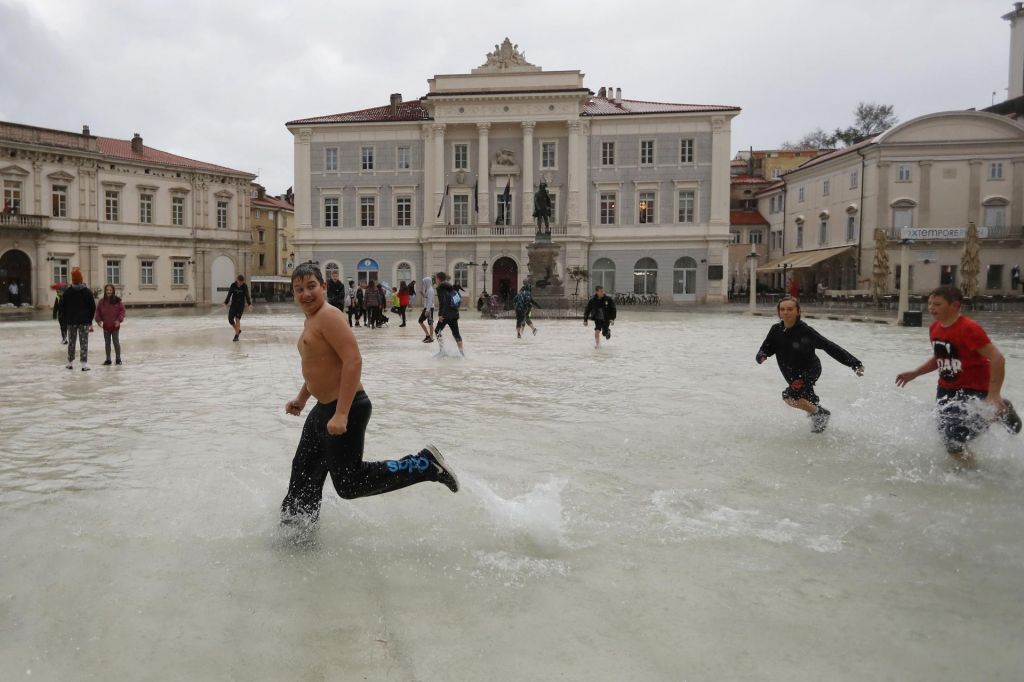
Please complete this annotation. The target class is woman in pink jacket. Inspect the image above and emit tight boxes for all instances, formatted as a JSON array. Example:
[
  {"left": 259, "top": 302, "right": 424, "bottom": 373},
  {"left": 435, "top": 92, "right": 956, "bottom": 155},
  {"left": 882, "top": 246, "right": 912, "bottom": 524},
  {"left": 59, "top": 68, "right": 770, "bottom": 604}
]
[{"left": 95, "top": 284, "right": 126, "bottom": 365}]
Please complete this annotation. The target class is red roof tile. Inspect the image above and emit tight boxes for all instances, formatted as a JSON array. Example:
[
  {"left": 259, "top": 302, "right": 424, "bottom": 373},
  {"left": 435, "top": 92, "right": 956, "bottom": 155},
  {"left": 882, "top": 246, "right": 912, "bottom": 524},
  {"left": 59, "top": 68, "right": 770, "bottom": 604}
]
[
  {"left": 96, "top": 137, "right": 252, "bottom": 175},
  {"left": 287, "top": 100, "right": 431, "bottom": 126},
  {"left": 731, "top": 174, "right": 770, "bottom": 185},
  {"left": 583, "top": 96, "right": 739, "bottom": 116},
  {"left": 252, "top": 196, "right": 294, "bottom": 211},
  {"left": 730, "top": 210, "right": 769, "bottom": 226}
]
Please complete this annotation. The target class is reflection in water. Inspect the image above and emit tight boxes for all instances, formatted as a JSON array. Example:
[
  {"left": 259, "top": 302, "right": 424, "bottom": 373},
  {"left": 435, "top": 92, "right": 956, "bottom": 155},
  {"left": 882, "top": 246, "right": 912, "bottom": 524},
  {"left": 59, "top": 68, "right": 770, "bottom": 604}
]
[{"left": 1, "top": 307, "right": 1023, "bottom": 680}]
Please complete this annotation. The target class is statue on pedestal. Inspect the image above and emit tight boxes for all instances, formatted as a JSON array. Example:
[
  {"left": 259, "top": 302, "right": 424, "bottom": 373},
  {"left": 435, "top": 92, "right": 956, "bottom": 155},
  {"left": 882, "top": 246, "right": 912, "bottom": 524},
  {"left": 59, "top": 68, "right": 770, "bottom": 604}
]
[{"left": 533, "top": 182, "right": 552, "bottom": 238}]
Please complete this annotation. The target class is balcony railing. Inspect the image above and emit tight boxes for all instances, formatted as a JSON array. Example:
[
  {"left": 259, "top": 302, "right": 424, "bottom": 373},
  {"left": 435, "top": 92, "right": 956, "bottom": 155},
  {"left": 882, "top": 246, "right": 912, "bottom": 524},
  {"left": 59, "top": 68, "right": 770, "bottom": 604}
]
[
  {"left": 0, "top": 213, "right": 48, "bottom": 228},
  {"left": 884, "top": 225, "right": 1022, "bottom": 240}
]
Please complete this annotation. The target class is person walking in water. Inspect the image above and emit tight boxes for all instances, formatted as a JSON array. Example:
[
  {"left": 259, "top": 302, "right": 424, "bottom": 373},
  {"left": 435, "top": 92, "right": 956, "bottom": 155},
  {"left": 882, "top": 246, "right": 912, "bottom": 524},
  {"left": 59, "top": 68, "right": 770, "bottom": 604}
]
[
  {"left": 223, "top": 274, "right": 252, "bottom": 342},
  {"left": 419, "top": 275, "right": 435, "bottom": 343},
  {"left": 62, "top": 267, "right": 95, "bottom": 371},
  {"left": 756, "top": 296, "right": 864, "bottom": 433},
  {"left": 513, "top": 283, "right": 541, "bottom": 338},
  {"left": 279, "top": 263, "right": 459, "bottom": 527},
  {"left": 53, "top": 283, "right": 68, "bottom": 344},
  {"left": 396, "top": 281, "right": 410, "bottom": 327},
  {"left": 896, "top": 285, "right": 1020, "bottom": 467},
  {"left": 363, "top": 279, "right": 380, "bottom": 329},
  {"left": 95, "top": 284, "right": 126, "bottom": 366},
  {"left": 583, "top": 285, "right": 617, "bottom": 348},
  {"left": 434, "top": 271, "right": 465, "bottom": 356},
  {"left": 326, "top": 270, "right": 345, "bottom": 312},
  {"left": 345, "top": 279, "right": 361, "bottom": 327}
]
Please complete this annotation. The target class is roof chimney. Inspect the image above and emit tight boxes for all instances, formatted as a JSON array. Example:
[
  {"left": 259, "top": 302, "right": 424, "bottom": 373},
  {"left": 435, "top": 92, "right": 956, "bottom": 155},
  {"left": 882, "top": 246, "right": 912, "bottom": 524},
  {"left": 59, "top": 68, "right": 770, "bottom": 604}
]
[
  {"left": 390, "top": 93, "right": 402, "bottom": 115},
  {"left": 597, "top": 86, "right": 606, "bottom": 98},
  {"left": 1005, "top": 2, "right": 1024, "bottom": 99},
  {"left": 82, "top": 124, "right": 90, "bottom": 137},
  {"left": 131, "top": 133, "right": 143, "bottom": 154},
  {"left": 614, "top": 87, "right": 622, "bottom": 103}
]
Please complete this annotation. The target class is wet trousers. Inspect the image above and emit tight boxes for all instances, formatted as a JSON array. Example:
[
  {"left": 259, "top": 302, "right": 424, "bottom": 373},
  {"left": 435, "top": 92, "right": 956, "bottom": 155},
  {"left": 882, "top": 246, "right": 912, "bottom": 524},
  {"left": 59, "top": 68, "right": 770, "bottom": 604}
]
[
  {"left": 104, "top": 329, "right": 121, "bottom": 362},
  {"left": 280, "top": 391, "right": 436, "bottom": 522},
  {"left": 67, "top": 324, "right": 89, "bottom": 363}
]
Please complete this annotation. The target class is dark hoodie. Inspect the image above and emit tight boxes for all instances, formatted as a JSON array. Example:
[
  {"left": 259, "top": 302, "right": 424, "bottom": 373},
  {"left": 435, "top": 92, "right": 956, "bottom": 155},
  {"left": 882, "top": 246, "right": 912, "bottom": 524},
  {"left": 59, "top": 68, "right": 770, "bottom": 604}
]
[
  {"left": 757, "top": 319, "right": 862, "bottom": 385},
  {"left": 583, "top": 294, "right": 617, "bottom": 323},
  {"left": 436, "top": 282, "right": 460, "bottom": 320},
  {"left": 61, "top": 283, "right": 96, "bottom": 325}
]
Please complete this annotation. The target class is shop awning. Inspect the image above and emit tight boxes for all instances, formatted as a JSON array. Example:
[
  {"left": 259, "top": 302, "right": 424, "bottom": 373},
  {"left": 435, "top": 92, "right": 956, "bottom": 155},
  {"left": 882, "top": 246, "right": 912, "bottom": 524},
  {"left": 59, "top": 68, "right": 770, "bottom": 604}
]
[{"left": 757, "top": 246, "right": 854, "bottom": 273}]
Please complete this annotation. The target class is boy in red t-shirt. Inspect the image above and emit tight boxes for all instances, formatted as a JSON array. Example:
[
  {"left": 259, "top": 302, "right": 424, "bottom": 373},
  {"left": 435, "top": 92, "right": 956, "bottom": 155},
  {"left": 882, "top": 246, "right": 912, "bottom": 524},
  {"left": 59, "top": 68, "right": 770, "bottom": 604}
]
[{"left": 896, "top": 285, "right": 1020, "bottom": 466}]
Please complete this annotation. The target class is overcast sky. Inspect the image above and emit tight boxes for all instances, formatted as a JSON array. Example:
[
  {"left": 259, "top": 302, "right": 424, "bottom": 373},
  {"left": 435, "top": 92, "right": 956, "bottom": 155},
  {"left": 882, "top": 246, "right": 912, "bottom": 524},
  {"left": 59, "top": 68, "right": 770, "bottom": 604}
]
[{"left": 1, "top": 0, "right": 1016, "bottom": 193}]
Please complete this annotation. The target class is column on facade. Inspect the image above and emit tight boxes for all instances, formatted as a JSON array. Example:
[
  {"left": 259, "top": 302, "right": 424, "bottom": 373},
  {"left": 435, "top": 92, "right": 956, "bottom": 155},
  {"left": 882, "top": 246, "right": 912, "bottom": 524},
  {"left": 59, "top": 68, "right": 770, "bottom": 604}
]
[
  {"left": 34, "top": 239, "right": 48, "bottom": 308},
  {"left": 433, "top": 123, "right": 446, "bottom": 225},
  {"left": 1012, "top": 160, "right": 1024, "bottom": 229},
  {"left": 709, "top": 116, "right": 730, "bottom": 302},
  {"left": 32, "top": 161, "right": 43, "bottom": 215},
  {"left": 420, "top": 124, "right": 433, "bottom": 238},
  {"left": 293, "top": 128, "right": 313, "bottom": 264},
  {"left": 477, "top": 123, "right": 490, "bottom": 225},
  {"left": 917, "top": 161, "right": 932, "bottom": 227},
  {"left": 967, "top": 159, "right": 983, "bottom": 225},
  {"left": 875, "top": 162, "right": 890, "bottom": 231},
  {"left": 521, "top": 121, "right": 535, "bottom": 227},
  {"left": 566, "top": 120, "right": 581, "bottom": 225}
]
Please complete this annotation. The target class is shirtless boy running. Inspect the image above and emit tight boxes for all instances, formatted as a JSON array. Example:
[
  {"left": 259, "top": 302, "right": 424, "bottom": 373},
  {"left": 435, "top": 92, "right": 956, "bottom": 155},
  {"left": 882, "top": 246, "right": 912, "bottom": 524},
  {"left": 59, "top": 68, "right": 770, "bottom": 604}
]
[{"left": 280, "top": 264, "right": 459, "bottom": 526}]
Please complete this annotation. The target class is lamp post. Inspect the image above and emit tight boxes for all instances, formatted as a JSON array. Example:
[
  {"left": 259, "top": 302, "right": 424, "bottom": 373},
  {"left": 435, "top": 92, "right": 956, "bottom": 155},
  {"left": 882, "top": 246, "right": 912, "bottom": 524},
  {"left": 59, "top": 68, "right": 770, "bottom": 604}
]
[
  {"left": 747, "top": 250, "right": 759, "bottom": 313},
  {"left": 481, "top": 260, "right": 489, "bottom": 297},
  {"left": 897, "top": 239, "right": 911, "bottom": 323}
]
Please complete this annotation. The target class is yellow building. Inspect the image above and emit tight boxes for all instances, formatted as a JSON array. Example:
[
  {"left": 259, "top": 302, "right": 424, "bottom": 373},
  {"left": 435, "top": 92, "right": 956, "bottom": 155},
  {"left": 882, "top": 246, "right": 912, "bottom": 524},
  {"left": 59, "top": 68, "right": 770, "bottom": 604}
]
[{"left": 249, "top": 184, "right": 295, "bottom": 276}]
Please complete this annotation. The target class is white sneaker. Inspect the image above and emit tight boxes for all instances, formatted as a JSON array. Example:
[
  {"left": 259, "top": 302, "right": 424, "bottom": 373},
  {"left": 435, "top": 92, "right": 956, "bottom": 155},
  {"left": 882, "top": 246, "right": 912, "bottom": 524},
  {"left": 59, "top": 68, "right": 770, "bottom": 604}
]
[
  {"left": 66, "top": 363, "right": 73, "bottom": 370},
  {"left": 81, "top": 364, "right": 90, "bottom": 372}
]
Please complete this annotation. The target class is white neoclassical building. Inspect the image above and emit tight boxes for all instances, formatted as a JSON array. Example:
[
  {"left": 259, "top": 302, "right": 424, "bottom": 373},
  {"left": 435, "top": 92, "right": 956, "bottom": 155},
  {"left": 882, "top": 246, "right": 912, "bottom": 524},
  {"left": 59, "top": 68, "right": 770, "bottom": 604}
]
[
  {"left": 287, "top": 39, "right": 739, "bottom": 304},
  {"left": 0, "top": 121, "right": 255, "bottom": 308}
]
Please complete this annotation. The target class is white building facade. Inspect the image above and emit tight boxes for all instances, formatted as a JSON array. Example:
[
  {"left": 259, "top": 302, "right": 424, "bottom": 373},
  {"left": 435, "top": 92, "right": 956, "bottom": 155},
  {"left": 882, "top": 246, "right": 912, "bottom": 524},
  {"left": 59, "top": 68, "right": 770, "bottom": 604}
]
[
  {"left": 0, "top": 122, "right": 255, "bottom": 308},
  {"left": 287, "top": 40, "right": 739, "bottom": 304}
]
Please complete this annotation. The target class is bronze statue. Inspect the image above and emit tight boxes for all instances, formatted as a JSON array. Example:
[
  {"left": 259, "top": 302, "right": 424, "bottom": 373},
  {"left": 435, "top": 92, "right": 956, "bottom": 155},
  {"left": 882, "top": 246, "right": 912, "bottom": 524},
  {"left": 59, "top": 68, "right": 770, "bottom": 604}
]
[{"left": 533, "top": 182, "right": 552, "bottom": 235}]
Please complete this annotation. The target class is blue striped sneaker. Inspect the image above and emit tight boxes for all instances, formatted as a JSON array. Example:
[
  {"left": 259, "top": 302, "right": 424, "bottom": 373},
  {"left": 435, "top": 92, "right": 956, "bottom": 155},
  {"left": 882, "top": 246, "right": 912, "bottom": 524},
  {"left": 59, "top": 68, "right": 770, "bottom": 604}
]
[{"left": 422, "top": 444, "right": 459, "bottom": 493}]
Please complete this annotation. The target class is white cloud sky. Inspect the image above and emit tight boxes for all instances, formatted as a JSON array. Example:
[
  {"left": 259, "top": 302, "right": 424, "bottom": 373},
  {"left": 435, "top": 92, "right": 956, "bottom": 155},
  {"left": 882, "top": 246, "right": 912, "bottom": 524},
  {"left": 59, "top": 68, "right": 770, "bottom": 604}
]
[{"left": 1, "top": 0, "right": 1015, "bottom": 192}]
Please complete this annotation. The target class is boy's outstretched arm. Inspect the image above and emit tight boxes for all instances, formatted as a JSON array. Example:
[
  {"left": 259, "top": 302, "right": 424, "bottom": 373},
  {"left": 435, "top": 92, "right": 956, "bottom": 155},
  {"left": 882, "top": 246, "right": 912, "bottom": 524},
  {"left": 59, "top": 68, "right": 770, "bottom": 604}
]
[{"left": 895, "top": 358, "right": 938, "bottom": 387}]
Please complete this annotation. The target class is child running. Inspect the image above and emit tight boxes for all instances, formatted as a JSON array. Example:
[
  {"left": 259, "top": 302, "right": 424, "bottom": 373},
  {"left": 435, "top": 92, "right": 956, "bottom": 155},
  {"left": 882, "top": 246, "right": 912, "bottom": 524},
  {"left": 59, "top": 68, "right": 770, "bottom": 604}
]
[
  {"left": 513, "top": 283, "right": 540, "bottom": 339},
  {"left": 895, "top": 285, "right": 1021, "bottom": 467},
  {"left": 279, "top": 264, "right": 459, "bottom": 527},
  {"left": 223, "top": 274, "right": 252, "bottom": 342},
  {"left": 583, "top": 285, "right": 616, "bottom": 348},
  {"left": 756, "top": 296, "right": 864, "bottom": 433}
]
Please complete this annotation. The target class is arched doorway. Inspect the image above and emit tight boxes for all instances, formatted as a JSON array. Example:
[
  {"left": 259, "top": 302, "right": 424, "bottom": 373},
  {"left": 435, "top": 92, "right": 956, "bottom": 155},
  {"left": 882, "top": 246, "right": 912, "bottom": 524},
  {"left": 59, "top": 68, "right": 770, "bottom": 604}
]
[
  {"left": 0, "top": 249, "right": 32, "bottom": 305},
  {"left": 211, "top": 256, "right": 235, "bottom": 300},
  {"left": 357, "top": 258, "right": 379, "bottom": 285},
  {"left": 633, "top": 257, "right": 658, "bottom": 294},
  {"left": 672, "top": 256, "right": 697, "bottom": 301},
  {"left": 492, "top": 257, "right": 518, "bottom": 306}
]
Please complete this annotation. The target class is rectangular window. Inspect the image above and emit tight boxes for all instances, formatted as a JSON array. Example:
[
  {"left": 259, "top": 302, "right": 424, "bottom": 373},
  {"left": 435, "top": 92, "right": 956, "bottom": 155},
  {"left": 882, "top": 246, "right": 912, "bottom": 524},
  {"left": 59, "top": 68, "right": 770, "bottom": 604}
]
[
  {"left": 323, "top": 197, "right": 339, "bottom": 228},
  {"left": 541, "top": 141, "right": 557, "bottom": 169},
  {"left": 216, "top": 201, "right": 228, "bottom": 228},
  {"left": 453, "top": 195, "right": 469, "bottom": 225},
  {"left": 2, "top": 180, "right": 21, "bottom": 212},
  {"left": 640, "top": 140, "right": 655, "bottom": 166},
  {"left": 771, "top": 167, "right": 781, "bottom": 179},
  {"left": 254, "top": 209, "right": 261, "bottom": 219},
  {"left": 172, "top": 260, "right": 186, "bottom": 286},
  {"left": 731, "top": 232, "right": 741, "bottom": 244},
  {"left": 940, "top": 264, "right": 957, "bottom": 286},
  {"left": 257, "top": 229, "right": 265, "bottom": 243},
  {"left": 796, "top": 224, "right": 804, "bottom": 248},
  {"left": 850, "top": 170, "right": 859, "bottom": 189},
  {"left": 172, "top": 196, "right": 184, "bottom": 226},
  {"left": 51, "top": 185, "right": 67, "bottom": 217},
  {"left": 797, "top": 187, "right": 805, "bottom": 202},
  {"left": 987, "top": 264, "right": 1004, "bottom": 290},
  {"left": 678, "top": 190, "right": 695, "bottom": 223},
  {"left": 360, "top": 196, "right": 376, "bottom": 227},
  {"left": 898, "top": 164, "right": 912, "bottom": 182},
  {"left": 106, "top": 259, "right": 122, "bottom": 285},
  {"left": 396, "top": 196, "right": 412, "bottom": 227},
  {"left": 638, "top": 191, "right": 655, "bottom": 224},
  {"left": 990, "top": 162, "right": 1004, "bottom": 180},
  {"left": 893, "top": 207, "right": 914, "bottom": 229},
  {"left": 822, "top": 179, "right": 830, "bottom": 196},
  {"left": 397, "top": 145, "right": 411, "bottom": 170},
  {"left": 749, "top": 231, "right": 763, "bottom": 245},
  {"left": 53, "top": 258, "right": 69, "bottom": 284},
  {"left": 680, "top": 138, "right": 694, "bottom": 164},
  {"left": 258, "top": 254, "right": 265, "bottom": 268},
  {"left": 453, "top": 143, "right": 468, "bottom": 170},
  {"left": 846, "top": 215, "right": 856, "bottom": 241},
  {"left": 140, "top": 193, "right": 153, "bottom": 224},
  {"left": 599, "top": 192, "right": 617, "bottom": 225},
  {"left": 361, "top": 146, "right": 374, "bottom": 171},
  {"left": 105, "top": 190, "right": 119, "bottom": 221},
  {"left": 325, "top": 147, "right": 338, "bottom": 171},
  {"left": 601, "top": 141, "right": 615, "bottom": 166},
  {"left": 548, "top": 193, "right": 557, "bottom": 224},
  {"left": 140, "top": 259, "right": 155, "bottom": 286},
  {"left": 819, "top": 220, "right": 827, "bottom": 245},
  {"left": 984, "top": 205, "right": 1006, "bottom": 229}
]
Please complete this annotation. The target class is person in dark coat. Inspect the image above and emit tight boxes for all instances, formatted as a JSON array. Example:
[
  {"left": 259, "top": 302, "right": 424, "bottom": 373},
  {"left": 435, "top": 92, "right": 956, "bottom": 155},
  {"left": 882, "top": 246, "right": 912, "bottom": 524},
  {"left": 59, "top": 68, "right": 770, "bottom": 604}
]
[
  {"left": 756, "top": 296, "right": 864, "bottom": 433},
  {"left": 53, "top": 284, "right": 68, "bottom": 344},
  {"left": 223, "top": 274, "right": 252, "bottom": 342},
  {"left": 62, "top": 268, "right": 96, "bottom": 370},
  {"left": 583, "top": 285, "right": 617, "bottom": 348}
]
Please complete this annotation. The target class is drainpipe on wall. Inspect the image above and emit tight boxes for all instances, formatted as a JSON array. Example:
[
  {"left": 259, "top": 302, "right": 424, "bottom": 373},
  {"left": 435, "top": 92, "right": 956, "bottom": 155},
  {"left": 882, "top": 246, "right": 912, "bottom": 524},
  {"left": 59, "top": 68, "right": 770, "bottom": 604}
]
[{"left": 855, "top": 147, "right": 867, "bottom": 289}]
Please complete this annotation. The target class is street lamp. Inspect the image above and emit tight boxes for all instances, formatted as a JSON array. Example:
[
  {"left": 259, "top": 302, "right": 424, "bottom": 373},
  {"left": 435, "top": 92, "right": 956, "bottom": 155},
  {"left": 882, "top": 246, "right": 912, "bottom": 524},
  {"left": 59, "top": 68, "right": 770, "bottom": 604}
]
[
  {"left": 747, "top": 250, "right": 759, "bottom": 312},
  {"left": 482, "top": 260, "right": 489, "bottom": 297}
]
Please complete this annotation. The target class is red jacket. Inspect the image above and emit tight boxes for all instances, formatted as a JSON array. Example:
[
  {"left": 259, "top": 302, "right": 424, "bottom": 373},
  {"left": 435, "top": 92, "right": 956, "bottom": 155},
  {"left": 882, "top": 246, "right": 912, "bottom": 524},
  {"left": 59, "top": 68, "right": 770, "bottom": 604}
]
[
  {"left": 95, "top": 297, "right": 126, "bottom": 331},
  {"left": 398, "top": 290, "right": 410, "bottom": 307}
]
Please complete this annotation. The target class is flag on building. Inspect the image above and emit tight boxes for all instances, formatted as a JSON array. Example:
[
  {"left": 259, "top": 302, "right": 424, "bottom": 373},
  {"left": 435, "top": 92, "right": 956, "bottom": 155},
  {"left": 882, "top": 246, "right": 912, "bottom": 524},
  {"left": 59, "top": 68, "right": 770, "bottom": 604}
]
[
  {"left": 436, "top": 184, "right": 449, "bottom": 218},
  {"left": 502, "top": 178, "right": 511, "bottom": 207},
  {"left": 473, "top": 178, "right": 479, "bottom": 213}
]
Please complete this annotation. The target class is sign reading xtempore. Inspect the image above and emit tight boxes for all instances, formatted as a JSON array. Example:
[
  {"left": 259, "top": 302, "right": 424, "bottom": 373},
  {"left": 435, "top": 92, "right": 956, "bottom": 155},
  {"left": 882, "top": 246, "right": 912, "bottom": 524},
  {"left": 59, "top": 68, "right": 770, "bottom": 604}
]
[{"left": 901, "top": 226, "right": 989, "bottom": 240}]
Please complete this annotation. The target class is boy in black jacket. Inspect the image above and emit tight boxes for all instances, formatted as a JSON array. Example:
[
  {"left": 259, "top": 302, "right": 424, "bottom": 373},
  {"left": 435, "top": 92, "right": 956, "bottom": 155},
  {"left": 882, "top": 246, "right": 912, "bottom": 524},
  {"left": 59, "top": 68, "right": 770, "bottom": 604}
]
[
  {"left": 434, "top": 271, "right": 465, "bottom": 356},
  {"left": 62, "top": 268, "right": 96, "bottom": 370},
  {"left": 583, "top": 285, "right": 617, "bottom": 348},
  {"left": 756, "top": 296, "right": 864, "bottom": 433}
]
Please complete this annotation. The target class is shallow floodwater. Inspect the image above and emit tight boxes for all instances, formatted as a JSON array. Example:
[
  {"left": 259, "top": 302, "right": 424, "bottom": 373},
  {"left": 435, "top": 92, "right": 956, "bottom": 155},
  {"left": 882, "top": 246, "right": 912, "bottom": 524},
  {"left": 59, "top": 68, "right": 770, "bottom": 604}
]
[{"left": 1, "top": 306, "right": 1023, "bottom": 681}]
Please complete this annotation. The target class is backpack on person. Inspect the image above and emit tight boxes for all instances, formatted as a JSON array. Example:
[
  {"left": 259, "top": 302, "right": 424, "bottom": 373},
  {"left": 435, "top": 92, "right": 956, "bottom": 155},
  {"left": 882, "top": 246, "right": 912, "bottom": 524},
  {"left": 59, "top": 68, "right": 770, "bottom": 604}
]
[{"left": 450, "top": 290, "right": 462, "bottom": 309}]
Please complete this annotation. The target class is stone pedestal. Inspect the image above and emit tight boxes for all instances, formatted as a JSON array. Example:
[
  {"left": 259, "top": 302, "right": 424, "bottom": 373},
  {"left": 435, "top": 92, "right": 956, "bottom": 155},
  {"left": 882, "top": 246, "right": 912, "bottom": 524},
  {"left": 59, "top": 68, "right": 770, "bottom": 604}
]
[{"left": 525, "top": 238, "right": 569, "bottom": 311}]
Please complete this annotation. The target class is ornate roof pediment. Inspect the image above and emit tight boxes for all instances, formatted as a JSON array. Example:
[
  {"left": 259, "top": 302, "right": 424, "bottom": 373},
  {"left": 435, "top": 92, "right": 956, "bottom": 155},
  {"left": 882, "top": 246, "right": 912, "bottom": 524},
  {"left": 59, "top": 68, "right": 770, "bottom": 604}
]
[
  {"left": 473, "top": 38, "right": 541, "bottom": 74},
  {"left": 214, "top": 190, "right": 233, "bottom": 199},
  {"left": 47, "top": 170, "right": 76, "bottom": 182},
  {"left": 0, "top": 164, "right": 29, "bottom": 177}
]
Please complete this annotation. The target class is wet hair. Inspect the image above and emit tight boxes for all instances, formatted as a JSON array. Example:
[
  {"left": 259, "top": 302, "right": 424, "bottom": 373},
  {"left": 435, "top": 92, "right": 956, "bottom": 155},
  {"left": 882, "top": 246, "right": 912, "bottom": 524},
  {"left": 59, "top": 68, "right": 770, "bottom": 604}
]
[
  {"left": 291, "top": 263, "right": 324, "bottom": 284},
  {"left": 929, "top": 285, "right": 963, "bottom": 304},
  {"left": 776, "top": 295, "right": 801, "bottom": 319},
  {"left": 594, "top": 285, "right": 604, "bottom": 292},
  {"left": 236, "top": 274, "right": 245, "bottom": 283},
  {"left": 103, "top": 284, "right": 121, "bottom": 304},
  {"left": 399, "top": 281, "right": 408, "bottom": 293},
  {"left": 408, "top": 280, "right": 416, "bottom": 295},
  {"left": 435, "top": 271, "right": 448, "bottom": 282}
]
